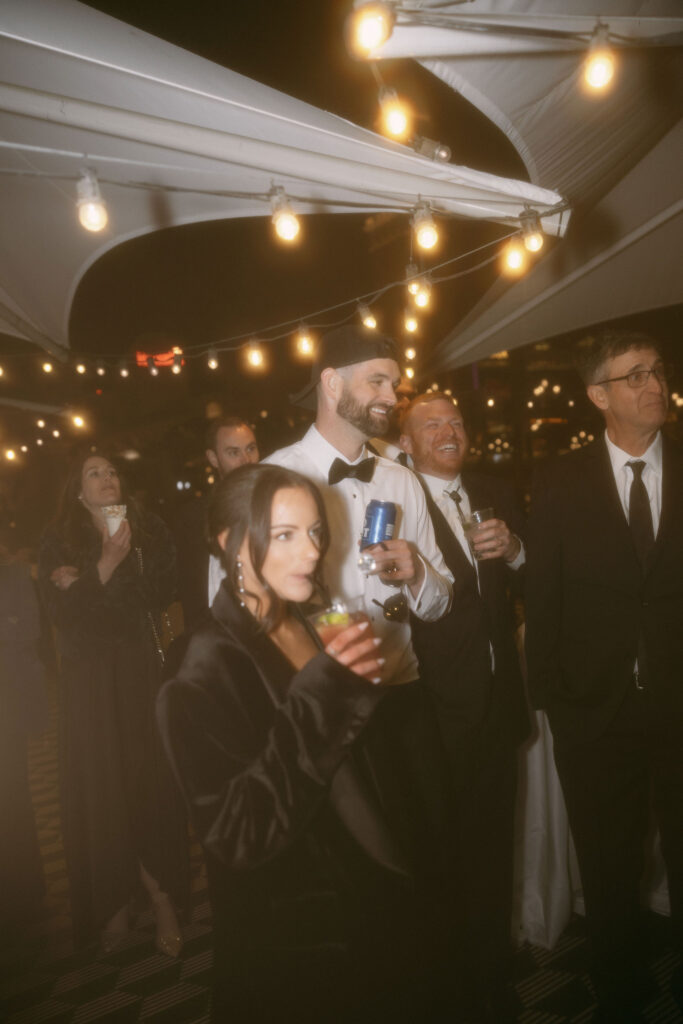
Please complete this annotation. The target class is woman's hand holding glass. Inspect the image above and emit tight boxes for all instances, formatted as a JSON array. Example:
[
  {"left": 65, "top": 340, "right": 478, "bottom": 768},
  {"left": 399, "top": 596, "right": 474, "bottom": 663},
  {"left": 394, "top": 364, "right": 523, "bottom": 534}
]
[{"left": 324, "top": 619, "right": 384, "bottom": 685}]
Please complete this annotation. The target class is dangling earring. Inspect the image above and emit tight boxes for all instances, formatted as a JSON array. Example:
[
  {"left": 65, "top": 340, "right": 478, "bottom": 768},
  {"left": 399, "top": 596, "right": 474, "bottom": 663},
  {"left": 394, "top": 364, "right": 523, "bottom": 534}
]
[{"left": 235, "top": 556, "right": 246, "bottom": 607}]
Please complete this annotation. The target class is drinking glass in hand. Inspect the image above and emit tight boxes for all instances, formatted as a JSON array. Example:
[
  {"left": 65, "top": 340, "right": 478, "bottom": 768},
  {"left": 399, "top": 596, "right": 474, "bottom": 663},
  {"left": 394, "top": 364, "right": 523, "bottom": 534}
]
[
  {"left": 462, "top": 507, "right": 495, "bottom": 560},
  {"left": 307, "top": 597, "right": 369, "bottom": 647}
]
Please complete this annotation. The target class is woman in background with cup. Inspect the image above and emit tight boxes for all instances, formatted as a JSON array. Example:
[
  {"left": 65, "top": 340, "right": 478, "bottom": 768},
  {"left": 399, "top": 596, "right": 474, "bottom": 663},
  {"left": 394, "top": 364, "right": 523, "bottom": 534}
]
[
  {"left": 158, "top": 463, "right": 433, "bottom": 1022},
  {"left": 39, "top": 453, "right": 188, "bottom": 956}
]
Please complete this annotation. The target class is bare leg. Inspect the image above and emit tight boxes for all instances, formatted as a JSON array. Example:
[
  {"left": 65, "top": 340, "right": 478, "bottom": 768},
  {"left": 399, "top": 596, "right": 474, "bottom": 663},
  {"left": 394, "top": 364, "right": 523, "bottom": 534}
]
[{"left": 139, "top": 861, "right": 182, "bottom": 958}]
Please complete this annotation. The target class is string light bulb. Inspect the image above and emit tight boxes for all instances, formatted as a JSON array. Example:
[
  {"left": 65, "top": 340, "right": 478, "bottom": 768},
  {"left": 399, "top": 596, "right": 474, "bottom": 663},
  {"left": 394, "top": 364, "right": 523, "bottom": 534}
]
[
  {"left": 405, "top": 347, "right": 416, "bottom": 361},
  {"left": 413, "top": 278, "right": 431, "bottom": 309},
  {"left": 172, "top": 353, "right": 183, "bottom": 374},
  {"left": 378, "top": 87, "right": 411, "bottom": 141},
  {"left": 207, "top": 350, "right": 219, "bottom": 370},
  {"left": 271, "top": 187, "right": 300, "bottom": 243},
  {"left": 405, "top": 366, "right": 415, "bottom": 380},
  {"left": 347, "top": 2, "right": 395, "bottom": 57},
  {"left": 76, "top": 169, "right": 109, "bottom": 232},
  {"left": 119, "top": 362, "right": 129, "bottom": 378},
  {"left": 358, "top": 304, "right": 377, "bottom": 329},
  {"left": 502, "top": 239, "right": 527, "bottom": 275},
  {"left": 412, "top": 136, "right": 451, "bottom": 163},
  {"left": 404, "top": 312, "right": 418, "bottom": 333},
  {"left": 296, "top": 327, "right": 314, "bottom": 357},
  {"left": 96, "top": 362, "right": 106, "bottom": 377},
  {"left": 72, "top": 415, "right": 85, "bottom": 429},
  {"left": 583, "top": 23, "right": 616, "bottom": 93},
  {"left": 147, "top": 356, "right": 159, "bottom": 377},
  {"left": 76, "top": 363, "right": 86, "bottom": 374},
  {"left": 245, "top": 343, "right": 265, "bottom": 370},
  {"left": 405, "top": 262, "right": 420, "bottom": 296},
  {"left": 5, "top": 449, "right": 16, "bottom": 461},
  {"left": 412, "top": 204, "right": 439, "bottom": 251},
  {"left": 521, "top": 208, "right": 544, "bottom": 253},
  {"left": 42, "top": 361, "right": 53, "bottom": 374}
]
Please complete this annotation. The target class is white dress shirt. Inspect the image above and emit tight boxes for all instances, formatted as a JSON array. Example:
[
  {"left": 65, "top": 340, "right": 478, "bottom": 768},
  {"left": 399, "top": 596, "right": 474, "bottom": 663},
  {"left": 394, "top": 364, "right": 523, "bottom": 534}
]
[
  {"left": 265, "top": 425, "right": 453, "bottom": 686},
  {"left": 604, "top": 430, "right": 662, "bottom": 536}
]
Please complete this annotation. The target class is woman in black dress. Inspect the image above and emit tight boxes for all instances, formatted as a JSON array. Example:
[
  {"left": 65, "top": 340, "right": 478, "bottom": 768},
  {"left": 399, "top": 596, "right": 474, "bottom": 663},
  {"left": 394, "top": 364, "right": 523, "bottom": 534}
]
[
  {"left": 39, "top": 452, "right": 188, "bottom": 954},
  {"left": 157, "top": 463, "right": 457, "bottom": 1022}
]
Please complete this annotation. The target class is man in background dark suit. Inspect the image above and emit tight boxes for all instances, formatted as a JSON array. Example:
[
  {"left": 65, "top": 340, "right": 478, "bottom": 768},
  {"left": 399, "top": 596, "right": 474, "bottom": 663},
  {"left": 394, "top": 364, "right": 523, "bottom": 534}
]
[
  {"left": 174, "top": 416, "right": 259, "bottom": 632},
  {"left": 400, "top": 392, "right": 529, "bottom": 1024},
  {"left": 525, "top": 331, "right": 683, "bottom": 1023}
]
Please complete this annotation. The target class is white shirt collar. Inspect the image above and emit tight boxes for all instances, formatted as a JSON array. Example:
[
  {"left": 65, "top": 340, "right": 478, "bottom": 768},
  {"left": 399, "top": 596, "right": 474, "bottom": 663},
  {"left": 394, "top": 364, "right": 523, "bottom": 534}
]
[
  {"left": 300, "top": 424, "right": 369, "bottom": 476},
  {"left": 419, "top": 470, "right": 463, "bottom": 503},
  {"left": 604, "top": 429, "right": 662, "bottom": 478}
]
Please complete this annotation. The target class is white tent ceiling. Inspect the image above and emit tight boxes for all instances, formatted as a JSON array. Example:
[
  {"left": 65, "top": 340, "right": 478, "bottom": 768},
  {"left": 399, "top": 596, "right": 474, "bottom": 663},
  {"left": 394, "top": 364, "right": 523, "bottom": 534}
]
[
  {"left": 369, "top": 0, "right": 683, "bottom": 368},
  {"left": 0, "top": 0, "right": 567, "bottom": 359}
]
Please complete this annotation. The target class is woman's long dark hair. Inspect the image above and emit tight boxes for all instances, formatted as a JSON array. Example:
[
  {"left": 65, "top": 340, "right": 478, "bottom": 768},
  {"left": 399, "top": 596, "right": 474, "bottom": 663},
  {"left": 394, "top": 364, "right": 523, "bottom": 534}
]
[
  {"left": 52, "top": 450, "right": 144, "bottom": 565},
  {"left": 208, "top": 463, "right": 329, "bottom": 632}
]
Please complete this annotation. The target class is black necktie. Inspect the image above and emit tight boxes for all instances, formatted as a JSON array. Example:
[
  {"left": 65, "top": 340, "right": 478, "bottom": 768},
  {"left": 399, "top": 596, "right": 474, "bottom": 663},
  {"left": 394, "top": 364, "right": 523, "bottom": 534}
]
[
  {"left": 627, "top": 460, "right": 654, "bottom": 567},
  {"left": 447, "top": 488, "right": 466, "bottom": 525},
  {"left": 328, "top": 456, "right": 375, "bottom": 486}
]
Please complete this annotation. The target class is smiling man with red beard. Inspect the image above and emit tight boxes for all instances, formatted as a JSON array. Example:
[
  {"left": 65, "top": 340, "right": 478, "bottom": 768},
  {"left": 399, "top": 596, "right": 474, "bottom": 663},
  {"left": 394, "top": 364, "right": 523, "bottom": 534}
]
[{"left": 399, "top": 391, "right": 529, "bottom": 1023}]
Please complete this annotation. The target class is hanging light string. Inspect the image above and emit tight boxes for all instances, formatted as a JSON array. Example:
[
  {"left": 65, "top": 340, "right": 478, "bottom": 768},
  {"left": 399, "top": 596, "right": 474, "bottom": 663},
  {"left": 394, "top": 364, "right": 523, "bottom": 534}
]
[
  {"left": 173, "top": 227, "right": 519, "bottom": 359},
  {"left": 0, "top": 225, "right": 529, "bottom": 377},
  {"left": 0, "top": 228, "right": 519, "bottom": 373}
]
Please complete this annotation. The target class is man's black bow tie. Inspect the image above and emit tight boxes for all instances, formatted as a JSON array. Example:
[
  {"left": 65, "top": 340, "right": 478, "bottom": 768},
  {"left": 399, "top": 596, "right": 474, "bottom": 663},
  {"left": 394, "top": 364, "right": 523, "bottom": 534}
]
[{"left": 328, "top": 456, "right": 376, "bottom": 486}]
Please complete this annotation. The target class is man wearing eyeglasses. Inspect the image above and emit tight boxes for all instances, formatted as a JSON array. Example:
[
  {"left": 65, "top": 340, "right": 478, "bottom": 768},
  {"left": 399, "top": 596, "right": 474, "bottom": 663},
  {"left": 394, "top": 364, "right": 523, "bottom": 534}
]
[{"left": 525, "top": 331, "right": 683, "bottom": 1023}]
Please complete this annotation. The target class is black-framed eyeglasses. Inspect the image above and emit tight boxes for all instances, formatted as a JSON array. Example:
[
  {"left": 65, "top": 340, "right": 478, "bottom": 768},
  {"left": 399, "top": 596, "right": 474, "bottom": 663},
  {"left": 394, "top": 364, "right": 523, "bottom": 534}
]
[{"left": 596, "top": 361, "right": 671, "bottom": 390}]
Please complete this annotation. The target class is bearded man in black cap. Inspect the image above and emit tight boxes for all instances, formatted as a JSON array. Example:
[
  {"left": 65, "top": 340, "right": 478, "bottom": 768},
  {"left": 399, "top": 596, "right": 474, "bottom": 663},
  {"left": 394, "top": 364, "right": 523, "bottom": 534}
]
[{"left": 266, "top": 325, "right": 452, "bottom": 683}]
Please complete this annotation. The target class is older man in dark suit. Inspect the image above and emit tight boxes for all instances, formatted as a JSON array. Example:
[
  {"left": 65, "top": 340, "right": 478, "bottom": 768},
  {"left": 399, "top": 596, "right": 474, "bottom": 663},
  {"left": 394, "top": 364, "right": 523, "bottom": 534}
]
[
  {"left": 525, "top": 331, "right": 683, "bottom": 1023},
  {"left": 399, "top": 391, "right": 529, "bottom": 1024}
]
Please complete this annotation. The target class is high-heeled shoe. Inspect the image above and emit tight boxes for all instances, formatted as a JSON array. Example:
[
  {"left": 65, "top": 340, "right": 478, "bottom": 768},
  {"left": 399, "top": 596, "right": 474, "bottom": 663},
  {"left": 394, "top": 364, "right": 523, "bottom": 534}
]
[{"left": 153, "top": 893, "right": 183, "bottom": 958}]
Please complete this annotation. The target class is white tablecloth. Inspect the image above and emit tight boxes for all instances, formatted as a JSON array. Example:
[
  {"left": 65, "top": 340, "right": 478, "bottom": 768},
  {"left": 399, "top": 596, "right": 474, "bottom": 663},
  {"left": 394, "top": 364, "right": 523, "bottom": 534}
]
[{"left": 512, "top": 710, "right": 671, "bottom": 949}]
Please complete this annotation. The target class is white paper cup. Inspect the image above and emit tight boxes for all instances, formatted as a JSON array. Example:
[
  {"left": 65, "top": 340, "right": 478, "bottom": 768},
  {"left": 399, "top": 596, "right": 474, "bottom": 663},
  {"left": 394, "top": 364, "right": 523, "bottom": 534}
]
[{"left": 102, "top": 504, "right": 127, "bottom": 536}]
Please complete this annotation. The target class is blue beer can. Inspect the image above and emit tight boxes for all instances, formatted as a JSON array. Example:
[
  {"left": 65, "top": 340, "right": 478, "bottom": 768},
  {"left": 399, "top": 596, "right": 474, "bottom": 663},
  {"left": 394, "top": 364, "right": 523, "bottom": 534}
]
[{"left": 360, "top": 500, "right": 397, "bottom": 550}]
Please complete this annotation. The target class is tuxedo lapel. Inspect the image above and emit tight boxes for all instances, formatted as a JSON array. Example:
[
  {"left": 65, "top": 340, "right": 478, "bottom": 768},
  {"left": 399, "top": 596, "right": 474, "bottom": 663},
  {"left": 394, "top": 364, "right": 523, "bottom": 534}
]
[{"left": 415, "top": 475, "right": 477, "bottom": 587}]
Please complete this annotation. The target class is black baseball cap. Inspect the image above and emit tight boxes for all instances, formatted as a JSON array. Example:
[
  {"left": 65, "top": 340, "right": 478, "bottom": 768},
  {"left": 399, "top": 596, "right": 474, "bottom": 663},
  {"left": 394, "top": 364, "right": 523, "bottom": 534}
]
[{"left": 290, "top": 325, "right": 399, "bottom": 409}]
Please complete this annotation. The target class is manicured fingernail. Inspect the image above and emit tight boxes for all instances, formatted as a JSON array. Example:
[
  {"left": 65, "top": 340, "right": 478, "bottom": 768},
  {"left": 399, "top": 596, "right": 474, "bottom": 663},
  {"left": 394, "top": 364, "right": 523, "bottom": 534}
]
[
  {"left": 371, "top": 677, "right": 382, "bottom": 684},
  {"left": 376, "top": 657, "right": 386, "bottom": 666},
  {"left": 372, "top": 637, "right": 382, "bottom": 646},
  {"left": 357, "top": 620, "right": 370, "bottom": 631}
]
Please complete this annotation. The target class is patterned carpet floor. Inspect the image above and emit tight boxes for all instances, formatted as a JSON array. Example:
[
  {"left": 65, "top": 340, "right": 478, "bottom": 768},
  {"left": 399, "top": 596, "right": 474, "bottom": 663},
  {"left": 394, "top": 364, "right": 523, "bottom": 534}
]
[{"left": 1, "top": 688, "right": 681, "bottom": 1024}]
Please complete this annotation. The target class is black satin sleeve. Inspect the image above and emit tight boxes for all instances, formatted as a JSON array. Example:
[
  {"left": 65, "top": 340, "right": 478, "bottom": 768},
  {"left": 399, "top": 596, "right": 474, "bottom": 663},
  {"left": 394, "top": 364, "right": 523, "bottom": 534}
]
[{"left": 156, "top": 636, "right": 382, "bottom": 871}]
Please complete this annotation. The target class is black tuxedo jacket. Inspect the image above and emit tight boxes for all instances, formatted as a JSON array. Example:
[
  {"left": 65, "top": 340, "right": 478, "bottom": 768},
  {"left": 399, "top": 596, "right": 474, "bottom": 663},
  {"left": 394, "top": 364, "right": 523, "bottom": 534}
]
[
  {"left": 525, "top": 434, "right": 683, "bottom": 749},
  {"left": 411, "top": 471, "right": 530, "bottom": 771},
  {"left": 173, "top": 496, "right": 210, "bottom": 633}
]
